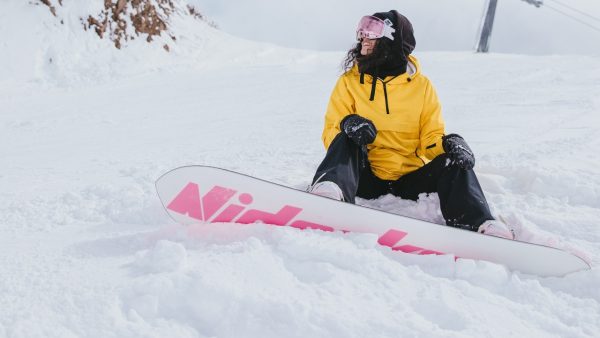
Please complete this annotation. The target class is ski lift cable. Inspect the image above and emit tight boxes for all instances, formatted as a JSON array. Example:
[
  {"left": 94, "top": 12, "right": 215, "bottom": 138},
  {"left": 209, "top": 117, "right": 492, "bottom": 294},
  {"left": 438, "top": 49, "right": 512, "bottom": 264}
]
[
  {"left": 546, "top": 0, "right": 600, "bottom": 24},
  {"left": 544, "top": 3, "right": 600, "bottom": 34}
]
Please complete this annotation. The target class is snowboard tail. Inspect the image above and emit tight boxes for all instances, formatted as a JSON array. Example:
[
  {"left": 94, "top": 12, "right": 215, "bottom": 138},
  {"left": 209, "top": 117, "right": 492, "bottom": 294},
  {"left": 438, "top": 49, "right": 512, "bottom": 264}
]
[{"left": 156, "top": 166, "right": 591, "bottom": 277}]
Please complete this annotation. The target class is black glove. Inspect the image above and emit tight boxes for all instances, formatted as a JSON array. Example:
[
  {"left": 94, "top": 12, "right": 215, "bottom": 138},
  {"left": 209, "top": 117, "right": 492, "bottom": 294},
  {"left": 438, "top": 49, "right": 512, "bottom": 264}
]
[
  {"left": 340, "top": 114, "right": 377, "bottom": 145},
  {"left": 442, "top": 134, "right": 475, "bottom": 170}
]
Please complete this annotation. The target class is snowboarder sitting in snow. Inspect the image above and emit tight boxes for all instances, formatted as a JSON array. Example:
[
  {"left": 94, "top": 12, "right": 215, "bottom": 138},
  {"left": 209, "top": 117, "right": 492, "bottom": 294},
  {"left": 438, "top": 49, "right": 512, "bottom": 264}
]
[{"left": 309, "top": 10, "right": 515, "bottom": 240}]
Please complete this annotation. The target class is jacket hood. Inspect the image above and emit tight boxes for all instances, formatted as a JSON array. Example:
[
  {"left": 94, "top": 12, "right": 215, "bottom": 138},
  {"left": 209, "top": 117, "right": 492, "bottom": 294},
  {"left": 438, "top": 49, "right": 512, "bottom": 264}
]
[{"left": 372, "top": 10, "right": 416, "bottom": 57}]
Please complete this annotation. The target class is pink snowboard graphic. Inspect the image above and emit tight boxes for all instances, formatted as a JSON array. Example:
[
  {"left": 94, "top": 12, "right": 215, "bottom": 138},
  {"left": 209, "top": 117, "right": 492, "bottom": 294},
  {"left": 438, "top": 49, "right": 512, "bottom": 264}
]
[{"left": 156, "top": 166, "right": 591, "bottom": 277}]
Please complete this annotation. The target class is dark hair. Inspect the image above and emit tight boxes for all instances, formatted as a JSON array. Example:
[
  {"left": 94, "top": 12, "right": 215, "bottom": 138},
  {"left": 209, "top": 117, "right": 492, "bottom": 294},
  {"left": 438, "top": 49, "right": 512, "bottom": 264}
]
[
  {"left": 342, "top": 42, "right": 361, "bottom": 72},
  {"left": 341, "top": 37, "right": 399, "bottom": 74}
]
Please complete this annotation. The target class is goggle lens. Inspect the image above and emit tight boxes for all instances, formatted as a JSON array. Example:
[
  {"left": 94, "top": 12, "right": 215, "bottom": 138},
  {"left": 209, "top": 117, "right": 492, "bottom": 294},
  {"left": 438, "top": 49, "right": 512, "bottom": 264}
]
[{"left": 356, "top": 16, "right": 395, "bottom": 41}]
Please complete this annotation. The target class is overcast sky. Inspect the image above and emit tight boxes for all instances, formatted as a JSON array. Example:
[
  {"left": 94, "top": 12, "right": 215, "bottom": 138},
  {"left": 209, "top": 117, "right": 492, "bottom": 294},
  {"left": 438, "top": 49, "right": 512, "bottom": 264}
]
[{"left": 189, "top": 0, "right": 600, "bottom": 55}]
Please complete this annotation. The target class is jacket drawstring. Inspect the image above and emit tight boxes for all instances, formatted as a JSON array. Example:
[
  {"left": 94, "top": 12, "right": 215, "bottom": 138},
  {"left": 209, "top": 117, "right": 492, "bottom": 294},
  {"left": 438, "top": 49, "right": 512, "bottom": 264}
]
[
  {"left": 361, "top": 70, "right": 408, "bottom": 115},
  {"left": 369, "top": 71, "right": 377, "bottom": 101},
  {"left": 364, "top": 74, "right": 404, "bottom": 115},
  {"left": 383, "top": 82, "right": 389, "bottom": 114},
  {"left": 361, "top": 71, "right": 377, "bottom": 102}
]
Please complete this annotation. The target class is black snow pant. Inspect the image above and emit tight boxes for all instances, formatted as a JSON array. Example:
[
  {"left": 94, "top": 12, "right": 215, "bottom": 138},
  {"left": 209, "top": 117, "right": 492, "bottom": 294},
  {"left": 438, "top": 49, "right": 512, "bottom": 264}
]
[{"left": 312, "top": 133, "right": 494, "bottom": 231}]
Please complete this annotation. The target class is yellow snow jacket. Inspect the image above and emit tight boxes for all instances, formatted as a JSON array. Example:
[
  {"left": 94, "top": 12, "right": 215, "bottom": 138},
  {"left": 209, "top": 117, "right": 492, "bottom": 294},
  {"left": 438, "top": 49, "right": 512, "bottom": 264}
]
[{"left": 322, "top": 55, "right": 446, "bottom": 181}]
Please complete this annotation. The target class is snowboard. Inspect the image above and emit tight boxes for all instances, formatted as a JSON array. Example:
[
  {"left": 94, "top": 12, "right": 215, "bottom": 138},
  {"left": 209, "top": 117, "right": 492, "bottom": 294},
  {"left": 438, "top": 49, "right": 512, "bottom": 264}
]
[{"left": 155, "top": 165, "right": 591, "bottom": 277}]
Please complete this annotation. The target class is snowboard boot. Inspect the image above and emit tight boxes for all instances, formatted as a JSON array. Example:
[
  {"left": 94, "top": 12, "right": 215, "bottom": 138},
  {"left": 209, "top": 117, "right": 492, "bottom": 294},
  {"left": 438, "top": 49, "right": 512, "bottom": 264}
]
[
  {"left": 308, "top": 181, "right": 344, "bottom": 201},
  {"left": 478, "top": 220, "right": 515, "bottom": 240}
]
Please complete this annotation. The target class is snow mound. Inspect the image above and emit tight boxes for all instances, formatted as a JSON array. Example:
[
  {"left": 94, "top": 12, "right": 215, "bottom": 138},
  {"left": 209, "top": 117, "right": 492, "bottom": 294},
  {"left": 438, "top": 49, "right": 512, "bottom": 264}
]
[
  {"left": 113, "top": 223, "right": 598, "bottom": 338},
  {"left": 2, "top": 0, "right": 323, "bottom": 86},
  {"left": 0, "top": 0, "right": 221, "bottom": 84}
]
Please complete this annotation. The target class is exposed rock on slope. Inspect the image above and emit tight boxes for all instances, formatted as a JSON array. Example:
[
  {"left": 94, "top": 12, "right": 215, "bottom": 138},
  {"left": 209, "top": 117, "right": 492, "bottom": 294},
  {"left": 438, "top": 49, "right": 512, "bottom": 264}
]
[{"left": 36, "top": 0, "right": 216, "bottom": 50}]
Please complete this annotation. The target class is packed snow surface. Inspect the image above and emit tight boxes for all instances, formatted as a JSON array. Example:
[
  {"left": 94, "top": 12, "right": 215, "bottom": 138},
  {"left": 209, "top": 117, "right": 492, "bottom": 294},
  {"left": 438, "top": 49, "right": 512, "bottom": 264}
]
[{"left": 1, "top": 2, "right": 600, "bottom": 337}]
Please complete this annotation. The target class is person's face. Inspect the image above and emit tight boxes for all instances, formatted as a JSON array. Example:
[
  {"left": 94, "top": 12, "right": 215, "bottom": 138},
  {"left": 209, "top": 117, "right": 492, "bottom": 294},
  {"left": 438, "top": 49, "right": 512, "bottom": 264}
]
[{"left": 360, "top": 38, "right": 377, "bottom": 56}]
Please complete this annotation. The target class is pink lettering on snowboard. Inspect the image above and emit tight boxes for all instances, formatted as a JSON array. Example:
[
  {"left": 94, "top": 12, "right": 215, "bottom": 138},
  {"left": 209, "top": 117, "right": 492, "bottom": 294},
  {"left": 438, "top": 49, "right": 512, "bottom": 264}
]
[
  {"left": 167, "top": 183, "right": 447, "bottom": 256},
  {"left": 290, "top": 220, "right": 334, "bottom": 232},
  {"left": 167, "top": 183, "right": 236, "bottom": 221},
  {"left": 378, "top": 230, "right": 444, "bottom": 255},
  {"left": 377, "top": 229, "right": 408, "bottom": 247},
  {"left": 237, "top": 206, "right": 302, "bottom": 225}
]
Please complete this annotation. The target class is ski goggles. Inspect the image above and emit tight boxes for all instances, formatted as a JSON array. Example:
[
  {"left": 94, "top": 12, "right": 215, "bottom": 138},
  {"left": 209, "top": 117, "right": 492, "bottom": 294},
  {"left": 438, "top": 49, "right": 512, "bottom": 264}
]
[{"left": 356, "top": 15, "right": 395, "bottom": 41}]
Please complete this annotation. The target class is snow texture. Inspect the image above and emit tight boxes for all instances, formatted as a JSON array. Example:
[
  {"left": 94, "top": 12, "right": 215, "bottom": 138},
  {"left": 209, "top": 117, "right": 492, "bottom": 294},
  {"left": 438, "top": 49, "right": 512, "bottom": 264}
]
[{"left": 1, "top": 1, "right": 600, "bottom": 337}]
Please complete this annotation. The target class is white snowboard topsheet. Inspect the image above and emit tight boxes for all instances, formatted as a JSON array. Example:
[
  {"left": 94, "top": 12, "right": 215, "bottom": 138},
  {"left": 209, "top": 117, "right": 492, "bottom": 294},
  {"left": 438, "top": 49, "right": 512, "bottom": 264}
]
[{"left": 156, "top": 166, "right": 591, "bottom": 277}]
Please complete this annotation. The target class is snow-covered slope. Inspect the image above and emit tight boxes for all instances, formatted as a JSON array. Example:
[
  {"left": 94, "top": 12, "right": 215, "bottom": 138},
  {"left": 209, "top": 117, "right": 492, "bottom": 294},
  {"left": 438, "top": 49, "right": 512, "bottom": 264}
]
[
  {"left": 1, "top": 2, "right": 600, "bottom": 337},
  {"left": 0, "top": 0, "right": 309, "bottom": 86}
]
